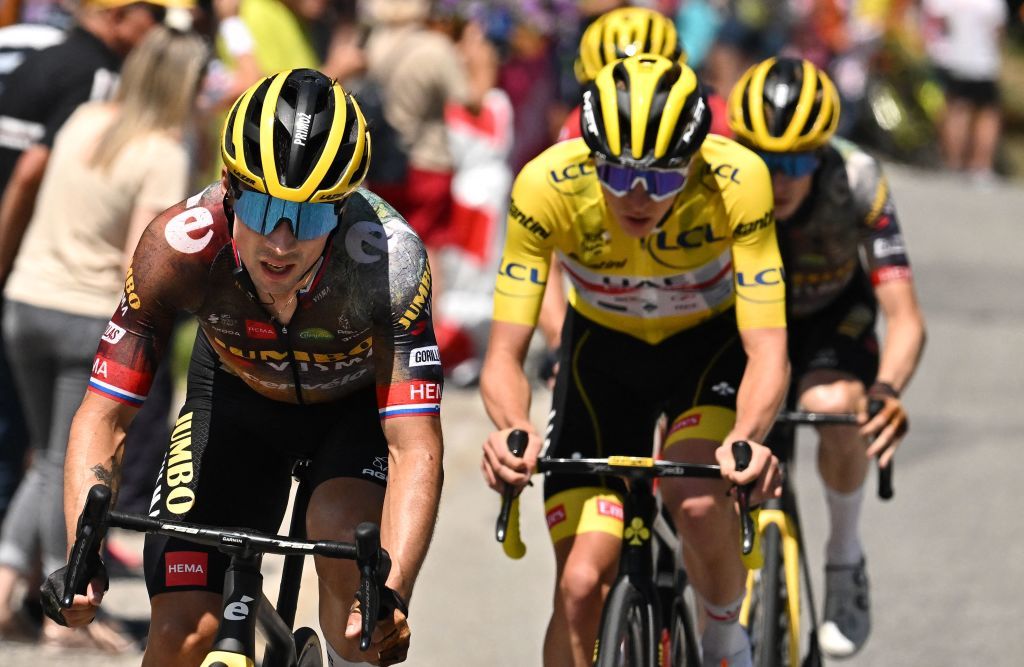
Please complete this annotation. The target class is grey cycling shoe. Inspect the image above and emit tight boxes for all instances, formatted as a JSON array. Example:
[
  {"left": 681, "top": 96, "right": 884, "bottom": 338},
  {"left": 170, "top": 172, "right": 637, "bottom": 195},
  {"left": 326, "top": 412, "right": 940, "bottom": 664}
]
[{"left": 819, "top": 558, "right": 871, "bottom": 658}]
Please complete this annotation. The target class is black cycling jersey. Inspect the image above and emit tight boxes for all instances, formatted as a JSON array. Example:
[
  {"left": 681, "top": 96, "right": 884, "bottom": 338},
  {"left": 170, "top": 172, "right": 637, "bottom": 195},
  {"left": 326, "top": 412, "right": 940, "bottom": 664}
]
[
  {"left": 0, "top": 26, "right": 120, "bottom": 189},
  {"left": 779, "top": 138, "right": 912, "bottom": 319},
  {"left": 87, "top": 181, "right": 444, "bottom": 418}
]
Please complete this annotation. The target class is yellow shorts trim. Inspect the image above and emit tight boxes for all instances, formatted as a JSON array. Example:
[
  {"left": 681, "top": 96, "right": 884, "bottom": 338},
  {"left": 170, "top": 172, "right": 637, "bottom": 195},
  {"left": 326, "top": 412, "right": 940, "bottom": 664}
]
[
  {"left": 663, "top": 405, "right": 736, "bottom": 453},
  {"left": 545, "top": 487, "right": 625, "bottom": 544}
]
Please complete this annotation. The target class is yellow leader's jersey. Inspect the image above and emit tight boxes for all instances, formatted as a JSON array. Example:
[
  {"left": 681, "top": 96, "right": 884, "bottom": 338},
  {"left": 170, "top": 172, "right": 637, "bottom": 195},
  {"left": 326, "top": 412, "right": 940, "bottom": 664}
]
[{"left": 493, "top": 135, "right": 786, "bottom": 344}]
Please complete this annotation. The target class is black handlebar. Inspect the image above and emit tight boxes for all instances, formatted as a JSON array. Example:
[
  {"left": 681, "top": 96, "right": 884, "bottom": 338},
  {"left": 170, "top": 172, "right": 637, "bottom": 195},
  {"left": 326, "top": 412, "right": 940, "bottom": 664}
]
[
  {"left": 495, "top": 430, "right": 528, "bottom": 543},
  {"left": 494, "top": 431, "right": 757, "bottom": 557},
  {"left": 62, "top": 484, "right": 390, "bottom": 651},
  {"left": 731, "top": 441, "right": 756, "bottom": 556},
  {"left": 776, "top": 401, "right": 894, "bottom": 501}
]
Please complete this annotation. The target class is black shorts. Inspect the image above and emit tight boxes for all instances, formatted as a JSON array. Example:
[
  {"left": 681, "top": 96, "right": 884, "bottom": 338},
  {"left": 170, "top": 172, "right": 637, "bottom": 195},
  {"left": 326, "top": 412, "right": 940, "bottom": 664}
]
[
  {"left": 787, "top": 279, "right": 879, "bottom": 407},
  {"left": 142, "top": 334, "right": 387, "bottom": 598},
  {"left": 543, "top": 307, "right": 746, "bottom": 501},
  {"left": 935, "top": 67, "right": 1000, "bottom": 107}
]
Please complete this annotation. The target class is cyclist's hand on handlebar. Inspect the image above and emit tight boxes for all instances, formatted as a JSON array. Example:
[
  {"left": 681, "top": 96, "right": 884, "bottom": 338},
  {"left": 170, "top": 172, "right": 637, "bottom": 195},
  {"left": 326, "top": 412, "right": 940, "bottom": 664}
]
[
  {"left": 715, "top": 439, "right": 781, "bottom": 503},
  {"left": 859, "top": 391, "right": 907, "bottom": 467},
  {"left": 40, "top": 562, "right": 108, "bottom": 627},
  {"left": 481, "top": 427, "right": 541, "bottom": 494},
  {"left": 345, "top": 595, "right": 411, "bottom": 666}
]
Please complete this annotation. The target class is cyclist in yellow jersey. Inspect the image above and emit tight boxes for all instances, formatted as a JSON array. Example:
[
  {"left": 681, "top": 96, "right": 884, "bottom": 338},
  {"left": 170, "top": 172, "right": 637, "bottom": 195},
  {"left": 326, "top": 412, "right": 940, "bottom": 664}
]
[{"left": 481, "top": 55, "right": 788, "bottom": 667}]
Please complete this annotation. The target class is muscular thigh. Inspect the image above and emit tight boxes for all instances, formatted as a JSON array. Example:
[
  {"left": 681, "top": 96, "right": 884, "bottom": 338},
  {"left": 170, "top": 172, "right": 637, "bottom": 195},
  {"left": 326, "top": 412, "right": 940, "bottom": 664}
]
[{"left": 144, "top": 352, "right": 388, "bottom": 599}]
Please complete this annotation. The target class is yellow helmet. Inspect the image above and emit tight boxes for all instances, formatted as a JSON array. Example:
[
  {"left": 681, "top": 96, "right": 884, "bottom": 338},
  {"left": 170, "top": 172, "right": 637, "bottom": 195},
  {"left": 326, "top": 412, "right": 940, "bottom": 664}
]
[
  {"left": 574, "top": 7, "right": 685, "bottom": 85},
  {"left": 581, "top": 55, "right": 709, "bottom": 169},
  {"left": 221, "top": 69, "right": 370, "bottom": 203},
  {"left": 728, "top": 57, "right": 840, "bottom": 153}
]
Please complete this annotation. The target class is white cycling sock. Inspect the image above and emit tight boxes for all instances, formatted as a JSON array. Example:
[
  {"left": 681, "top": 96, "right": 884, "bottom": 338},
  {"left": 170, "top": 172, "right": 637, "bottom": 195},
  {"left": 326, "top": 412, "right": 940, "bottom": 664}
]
[
  {"left": 701, "top": 593, "right": 750, "bottom": 667},
  {"left": 325, "top": 638, "right": 368, "bottom": 666},
  {"left": 825, "top": 485, "right": 864, "bottom": 566}
]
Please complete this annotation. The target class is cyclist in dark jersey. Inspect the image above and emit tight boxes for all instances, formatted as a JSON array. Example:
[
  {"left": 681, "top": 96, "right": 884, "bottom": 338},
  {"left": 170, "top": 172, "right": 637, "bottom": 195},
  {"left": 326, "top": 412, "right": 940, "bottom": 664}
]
[
  {"left": 728, "top": 58, "right": 927, "bottom": 658},
  {"left": 43, "top": 69, "right": 443, "bottom": 666}
]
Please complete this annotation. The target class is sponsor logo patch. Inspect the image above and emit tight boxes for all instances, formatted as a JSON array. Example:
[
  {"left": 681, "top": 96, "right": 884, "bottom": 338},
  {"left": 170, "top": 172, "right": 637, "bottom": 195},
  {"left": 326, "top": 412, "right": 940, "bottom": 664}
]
[
  {"left": 669, "top": 413, "right": 701, "bottom": 435},
  {"left": 546, "top": 505, "right": 567, "bottom": 529},
  {"left": 245, "top": 320, "right": 277, "bottom": 340},
  {"left": 596, "top": 499, "right": 624, "bottom": 521},
  {"left": 165, "top": 206, "right": 215, "bottom": 254},
  {"left": 102, "top": 321, "right": 126, "bottom": 344},
  {"left": 299, "top": 327, "right": 334, "bottom": 341},
  {"left": 409, "top": 345, "right": 441, "bottom": 367},
  {"left": 165, "top": 551, "right": 208, "bottom": 586}
]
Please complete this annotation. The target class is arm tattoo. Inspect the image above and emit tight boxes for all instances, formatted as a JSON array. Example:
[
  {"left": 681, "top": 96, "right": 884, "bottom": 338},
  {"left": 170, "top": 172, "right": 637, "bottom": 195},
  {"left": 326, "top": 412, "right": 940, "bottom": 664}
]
[
  {"left": 90, "top": 447, "right": 124, "bottom": 503},
  {"left": 90, "top": 463, "right": 115, "bottom": 486}
]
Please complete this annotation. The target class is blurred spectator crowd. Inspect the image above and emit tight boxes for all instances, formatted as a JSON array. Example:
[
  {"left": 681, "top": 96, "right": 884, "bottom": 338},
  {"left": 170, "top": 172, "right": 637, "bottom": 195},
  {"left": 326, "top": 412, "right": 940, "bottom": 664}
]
[{"left": 0, "top": 0, "right": 1019, "bottom": 650}]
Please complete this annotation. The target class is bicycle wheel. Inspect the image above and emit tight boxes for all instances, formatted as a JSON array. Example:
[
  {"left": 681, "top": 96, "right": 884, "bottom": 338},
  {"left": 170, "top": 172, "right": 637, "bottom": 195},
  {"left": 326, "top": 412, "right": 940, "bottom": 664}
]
[
  {"left": 749, "top": 523, "right": 789, "bottom": 667},
  {"left": 595, "top": 578, "right": 657, "bottom": 667},
  {"left": 668, "top": 594, "right": 700, "bottom": 667},
  {"left": 293, "top": 626, "right": 323, "bottom": 667}
]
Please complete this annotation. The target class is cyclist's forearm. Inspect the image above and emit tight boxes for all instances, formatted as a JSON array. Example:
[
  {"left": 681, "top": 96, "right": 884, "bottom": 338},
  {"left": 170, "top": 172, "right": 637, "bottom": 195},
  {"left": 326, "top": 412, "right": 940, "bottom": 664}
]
[
  {"left": 381, "top": 428, "right": 443, "bottom": 602},
  {"left": 732, "top": 328, "right": 789, "bottom": 442},
  {"left": 480, "top": 350, "right": 533, "bottom": 431},
  {"left": 875, "top": 284, "right": 926, "bottom": 392},
  {"left": 63, "top": 395, "right": 133, "bottom": 549}
]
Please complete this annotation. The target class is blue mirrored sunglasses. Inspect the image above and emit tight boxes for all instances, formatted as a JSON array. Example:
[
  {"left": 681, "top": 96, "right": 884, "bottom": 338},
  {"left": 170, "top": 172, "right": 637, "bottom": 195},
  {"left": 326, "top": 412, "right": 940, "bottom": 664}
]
[
  {"left": 757, "top": 151, "right": 820, "bottom": 178},
  {"left": 595, "top": 162, "right": 688, "bottom": 201},
  {"left": 233, "top": 189, "right": 339, "bottom": 241}
]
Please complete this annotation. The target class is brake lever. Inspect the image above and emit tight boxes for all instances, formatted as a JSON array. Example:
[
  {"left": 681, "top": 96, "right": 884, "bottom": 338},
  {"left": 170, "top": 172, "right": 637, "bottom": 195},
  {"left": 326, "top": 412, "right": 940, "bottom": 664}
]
[
  {"left": 354, "top": 522, "right": 383, "bottom": 651},
  {"left": 62, "top": 484, "right": 111, "bottom": 607},
  {"left": 496, "top": 429, "right": 528, "bottom": 542},
  {"left": 731, "top": 441, "right": 756, "bottom": 556},
  {"left": 867, "top": 398, "right": 894, "bottom": 500}
]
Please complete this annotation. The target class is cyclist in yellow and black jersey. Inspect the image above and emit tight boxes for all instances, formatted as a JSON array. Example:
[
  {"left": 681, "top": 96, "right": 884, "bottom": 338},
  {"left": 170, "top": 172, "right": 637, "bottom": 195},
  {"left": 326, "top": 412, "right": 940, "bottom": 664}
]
[
  {"left": 729, "top": 57, "right": 926, "bottom": 659},
  {"left": 494, "top": 133, "right": 783, "bottom": 340},
  {"left": 481, "top": 55, "right": 788, "bottom": 667}
]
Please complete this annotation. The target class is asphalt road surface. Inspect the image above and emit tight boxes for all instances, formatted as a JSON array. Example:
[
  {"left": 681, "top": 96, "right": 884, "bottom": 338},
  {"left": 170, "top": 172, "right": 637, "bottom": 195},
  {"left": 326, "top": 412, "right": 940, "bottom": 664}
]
[{"left": 3, "top": 163, "right": 1022, "bottom": 666}]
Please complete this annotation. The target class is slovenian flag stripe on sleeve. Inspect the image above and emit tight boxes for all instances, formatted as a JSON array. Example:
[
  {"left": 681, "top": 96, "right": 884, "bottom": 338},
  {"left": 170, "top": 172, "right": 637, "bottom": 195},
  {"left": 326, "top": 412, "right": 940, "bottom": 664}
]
[
  {"left": 87, "top": 356, "right": 151, "bottom": 407},
  {"left": 377, "top": 380, "right": 442, "bottom": 419}
]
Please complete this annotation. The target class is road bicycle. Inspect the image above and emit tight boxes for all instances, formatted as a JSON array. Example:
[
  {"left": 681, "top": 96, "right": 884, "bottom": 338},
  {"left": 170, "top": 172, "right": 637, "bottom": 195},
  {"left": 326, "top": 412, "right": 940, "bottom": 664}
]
[
  {"left": 495, "top": 430, "right": 757, "bottom": 667},
  {"left": 55, "top": 458, "right": 394, "bottom": 667},
  {"left": 741, "top": 403, "right": 892, "bottom": 667}
]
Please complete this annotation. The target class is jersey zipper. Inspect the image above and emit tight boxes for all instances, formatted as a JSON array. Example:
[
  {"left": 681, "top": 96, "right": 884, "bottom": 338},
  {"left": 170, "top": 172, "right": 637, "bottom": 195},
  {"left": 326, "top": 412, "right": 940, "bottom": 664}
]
[{"left": 273, "top": 321, "right": 306, "bottom": 405}]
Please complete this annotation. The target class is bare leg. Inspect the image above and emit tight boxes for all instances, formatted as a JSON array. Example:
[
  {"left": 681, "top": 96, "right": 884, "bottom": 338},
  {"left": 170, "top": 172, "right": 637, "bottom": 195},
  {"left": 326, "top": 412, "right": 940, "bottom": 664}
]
[
  {"left": 142, "top": 591, "right": 221, "bottom": 666},
  {"left": 939, "top": 99, "right": 972, "bottom": 170},
  {"left": 544, "top": 530, "right": 620, "bottom": 667},
  {"left": 967, "top": 105, "right": 1002, "bottom": 175}
]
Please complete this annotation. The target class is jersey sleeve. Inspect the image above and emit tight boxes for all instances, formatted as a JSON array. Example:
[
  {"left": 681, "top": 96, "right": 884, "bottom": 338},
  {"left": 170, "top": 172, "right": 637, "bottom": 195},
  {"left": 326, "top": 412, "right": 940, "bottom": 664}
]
[
  {"left": 492, "top": 159, "right": 558, "bottom": 327},
  {"left": 373, "top": 220, "right": 444, "bottom": 420},
  {"left": 87, "top": 188, "right": 224, "bottom": 407},
  {"left": 850, "top": 154, "right": 913, "bottom": 285},
  {"left": 725, "top": 154, "right": 787, "bottom": 330}
]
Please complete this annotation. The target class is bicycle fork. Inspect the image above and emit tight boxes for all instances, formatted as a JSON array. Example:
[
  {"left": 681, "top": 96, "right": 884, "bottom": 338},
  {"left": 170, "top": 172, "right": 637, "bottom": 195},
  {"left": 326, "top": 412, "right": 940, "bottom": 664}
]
[{"left": 739, "top": 509, "right": 803, "bottom": 667}]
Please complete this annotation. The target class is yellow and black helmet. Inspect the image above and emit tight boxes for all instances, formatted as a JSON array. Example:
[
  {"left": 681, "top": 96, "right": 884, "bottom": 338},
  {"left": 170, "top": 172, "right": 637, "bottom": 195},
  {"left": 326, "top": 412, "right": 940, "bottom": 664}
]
[
  {"left": 221, "top": 69, "right": 370, "bottom": 203},
  {"left": 728, "top": 57, "right": 840, "bottom": 153},
  {"left": 574, "top": 7, "right": 684, "bottom": 85},
  {"left": 580, "top": 55, "right": 709, "bottom": 169}
]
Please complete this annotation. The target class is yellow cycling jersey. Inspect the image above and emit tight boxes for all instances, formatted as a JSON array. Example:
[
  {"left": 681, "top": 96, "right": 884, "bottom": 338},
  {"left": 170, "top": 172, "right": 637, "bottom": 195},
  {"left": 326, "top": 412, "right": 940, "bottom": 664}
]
[{"left": 493, "top": 135, "right": 786, "bottom": 344}]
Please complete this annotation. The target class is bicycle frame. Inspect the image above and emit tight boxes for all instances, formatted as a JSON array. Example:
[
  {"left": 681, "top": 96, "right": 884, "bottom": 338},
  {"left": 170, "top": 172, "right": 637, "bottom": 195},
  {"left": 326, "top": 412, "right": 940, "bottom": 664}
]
[
  {"left": 741, "top": 407, "right": 892, "bottom": 667},
  {"left": 496, "top": 444, "right": 755, "bottom": 667},
  {"left": 59, "top": 479, "right": 390, "bottom": 667}
]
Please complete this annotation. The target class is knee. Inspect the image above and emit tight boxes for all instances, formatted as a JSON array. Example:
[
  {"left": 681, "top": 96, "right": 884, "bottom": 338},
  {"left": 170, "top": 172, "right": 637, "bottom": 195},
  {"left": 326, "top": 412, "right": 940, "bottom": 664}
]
[
  {"left": 799, "top": 381, "right": 861, "bottom": 414},
  {"left": 558, "top": 561, "right": 607, "bottom": 622},
  {"left": 675, "top": 494, "right": 731, "bottom": 542},
  {"left": 147, "top": 610, "right": 218, "bottom": 662}
]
